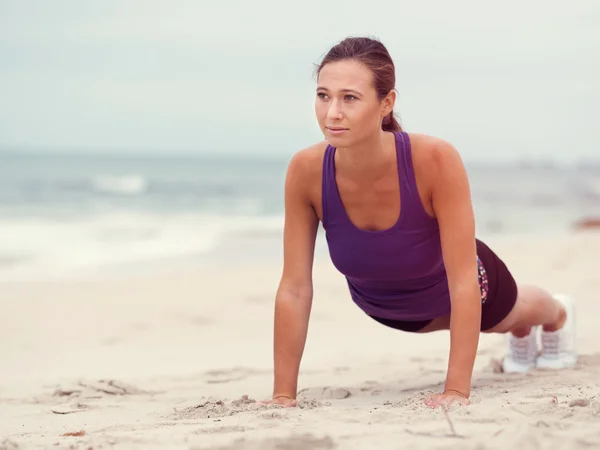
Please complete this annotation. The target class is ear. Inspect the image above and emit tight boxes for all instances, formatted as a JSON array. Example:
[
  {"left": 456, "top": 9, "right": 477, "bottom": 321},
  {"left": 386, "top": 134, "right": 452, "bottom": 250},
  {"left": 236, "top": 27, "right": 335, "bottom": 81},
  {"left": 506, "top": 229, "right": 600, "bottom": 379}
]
[{"left": 381, "top": 89, "right": 396, "bottom": 117}]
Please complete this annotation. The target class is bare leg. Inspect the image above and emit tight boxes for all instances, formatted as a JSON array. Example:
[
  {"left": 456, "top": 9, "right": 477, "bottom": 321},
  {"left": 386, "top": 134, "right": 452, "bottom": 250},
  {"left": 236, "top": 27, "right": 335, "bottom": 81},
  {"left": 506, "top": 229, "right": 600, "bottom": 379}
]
[
  {"left": 492, "top": 285, "right": 575, "bottom": 372},
  {"left": 416, "top": 284, "right": 574, "bottom": 373},
  {"left": 485, "top": 284, "right": 566, "bottom": 335},
  {"left": 416, "top": 284, "right": 567, "bottom": 335}
]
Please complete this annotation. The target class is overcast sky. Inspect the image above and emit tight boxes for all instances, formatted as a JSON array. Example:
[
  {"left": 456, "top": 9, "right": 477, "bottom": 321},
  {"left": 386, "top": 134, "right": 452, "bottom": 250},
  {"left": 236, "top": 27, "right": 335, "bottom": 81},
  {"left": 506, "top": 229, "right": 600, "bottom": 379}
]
[{"left": 1, "top": 0, "right": 598, "bottom": 162}]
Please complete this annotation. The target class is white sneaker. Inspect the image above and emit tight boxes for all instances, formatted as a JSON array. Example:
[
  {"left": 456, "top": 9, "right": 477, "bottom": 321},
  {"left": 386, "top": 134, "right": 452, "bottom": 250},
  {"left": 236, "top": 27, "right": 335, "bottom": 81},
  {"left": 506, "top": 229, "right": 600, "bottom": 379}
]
[
  {"left": 502, "top": 326, "right": 539, "bottom": 373},
  {"left": 536, "top": 294, "right": 578, "bottom": 369}
]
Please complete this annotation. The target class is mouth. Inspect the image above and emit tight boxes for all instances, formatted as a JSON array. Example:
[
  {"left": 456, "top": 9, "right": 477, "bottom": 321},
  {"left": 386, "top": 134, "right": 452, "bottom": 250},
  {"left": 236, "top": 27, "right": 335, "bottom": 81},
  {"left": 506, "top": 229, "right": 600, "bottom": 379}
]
[{"left": 326, "top": 127, "right": 349, "bottom": 132}]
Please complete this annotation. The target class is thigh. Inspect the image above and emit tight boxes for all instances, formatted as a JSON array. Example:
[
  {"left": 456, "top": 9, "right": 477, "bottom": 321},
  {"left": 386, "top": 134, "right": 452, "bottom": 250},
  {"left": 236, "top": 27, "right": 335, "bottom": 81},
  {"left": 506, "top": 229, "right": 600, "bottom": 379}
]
[
  {"left": 483, "top": 284, "right": 552, "bottom": 333},
  {"left": 477, "top": 239, "right": 518, "bottom": 331},
  {"left": 422, "top": 284, "right": 534, "bottom": 334}
]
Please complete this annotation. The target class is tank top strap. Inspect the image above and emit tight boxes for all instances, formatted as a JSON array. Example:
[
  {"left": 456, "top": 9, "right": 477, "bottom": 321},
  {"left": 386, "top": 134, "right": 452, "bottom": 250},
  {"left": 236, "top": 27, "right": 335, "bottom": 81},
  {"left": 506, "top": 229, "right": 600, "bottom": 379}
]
[
  {"left": 394, "top": 131, "right": 420, "bottom": 209},
  {"left": 320, "top": 143, "right": 338, "bottom": 230}
]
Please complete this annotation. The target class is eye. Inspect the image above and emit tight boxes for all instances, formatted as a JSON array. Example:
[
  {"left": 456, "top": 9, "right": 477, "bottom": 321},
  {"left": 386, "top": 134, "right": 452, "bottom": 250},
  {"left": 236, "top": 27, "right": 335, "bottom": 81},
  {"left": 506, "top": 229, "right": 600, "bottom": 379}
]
[
  {"left": 317, "top": 92, "right": 329, "bottom": 100},
  {"left": 344, "top": 95, "right": 358, "bottom": 101}
]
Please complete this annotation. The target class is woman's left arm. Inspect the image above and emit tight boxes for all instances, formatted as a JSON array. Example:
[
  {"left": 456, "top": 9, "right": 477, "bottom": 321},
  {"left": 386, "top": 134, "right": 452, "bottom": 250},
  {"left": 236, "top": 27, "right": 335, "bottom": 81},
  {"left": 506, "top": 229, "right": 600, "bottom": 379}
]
[{"left": 430, "top": 140, "right": 481, "bottom": 400}]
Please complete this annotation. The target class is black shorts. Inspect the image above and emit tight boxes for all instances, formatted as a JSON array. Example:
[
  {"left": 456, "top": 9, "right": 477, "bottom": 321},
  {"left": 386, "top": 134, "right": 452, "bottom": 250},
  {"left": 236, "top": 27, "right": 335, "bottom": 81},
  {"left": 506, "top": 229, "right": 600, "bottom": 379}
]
[{"left": 368, "top": 239, "right": 518, "bottom": 332}]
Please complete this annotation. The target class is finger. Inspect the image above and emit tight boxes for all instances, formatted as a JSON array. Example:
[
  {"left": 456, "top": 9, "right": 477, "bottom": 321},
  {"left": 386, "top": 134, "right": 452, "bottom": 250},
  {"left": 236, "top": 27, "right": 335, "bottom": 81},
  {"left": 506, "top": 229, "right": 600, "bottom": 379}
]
[{"left": 424, "top": 396, "right": 438, "bottom": 407}]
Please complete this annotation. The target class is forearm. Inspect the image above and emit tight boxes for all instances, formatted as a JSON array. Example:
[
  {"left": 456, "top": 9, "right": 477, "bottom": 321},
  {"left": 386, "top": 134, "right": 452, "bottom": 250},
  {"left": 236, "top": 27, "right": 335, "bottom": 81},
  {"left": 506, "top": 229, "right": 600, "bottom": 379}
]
[
  {"left": 273, "top": 288, "right": 312, "bottom": 398},
  {"left": 445, "top": 283, "right": 481, "bottom": 397}
]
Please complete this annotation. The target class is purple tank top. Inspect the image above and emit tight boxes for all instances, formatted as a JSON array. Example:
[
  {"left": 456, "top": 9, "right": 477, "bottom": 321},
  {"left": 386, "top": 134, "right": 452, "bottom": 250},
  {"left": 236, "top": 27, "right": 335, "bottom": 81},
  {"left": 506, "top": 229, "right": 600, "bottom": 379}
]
[{"left": 321, "top": 131, "right": 451, "bottom": 321}]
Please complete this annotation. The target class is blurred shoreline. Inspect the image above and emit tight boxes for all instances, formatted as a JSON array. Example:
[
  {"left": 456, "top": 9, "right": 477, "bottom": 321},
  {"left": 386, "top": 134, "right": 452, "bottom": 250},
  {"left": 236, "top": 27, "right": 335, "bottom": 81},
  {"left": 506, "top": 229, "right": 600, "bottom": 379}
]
[
  {"left": 0, "top": 152, "right": 599, "bottom": 283},
  {"left": 2, "top": 225, "right": 600, "bottom": 284}
]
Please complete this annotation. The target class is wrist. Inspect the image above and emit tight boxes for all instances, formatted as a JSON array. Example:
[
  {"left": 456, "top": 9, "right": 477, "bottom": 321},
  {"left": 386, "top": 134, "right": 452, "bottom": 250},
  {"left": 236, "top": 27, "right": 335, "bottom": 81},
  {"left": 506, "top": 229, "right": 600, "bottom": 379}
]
[
  {"left": 273, "top": 393, "right": 296, "bottom": 400},
  {"left": 273, "top": 378, "right": 297, "bottom": 399},
  {"left": 445, "top": 368, "right": 472, "bottom": 397},
  {"left": 444, "top": 387, "right": 469, "bottom": 399},
  {"left": 444, "top": 381, "right": 471, "bottom": 398}
]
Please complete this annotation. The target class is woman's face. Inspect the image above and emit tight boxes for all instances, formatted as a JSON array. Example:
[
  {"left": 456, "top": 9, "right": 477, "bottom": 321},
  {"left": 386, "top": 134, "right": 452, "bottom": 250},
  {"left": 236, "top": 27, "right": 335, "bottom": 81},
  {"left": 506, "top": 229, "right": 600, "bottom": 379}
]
[{"left": 315, "top": 59, "right": 392, "bottom": 147}]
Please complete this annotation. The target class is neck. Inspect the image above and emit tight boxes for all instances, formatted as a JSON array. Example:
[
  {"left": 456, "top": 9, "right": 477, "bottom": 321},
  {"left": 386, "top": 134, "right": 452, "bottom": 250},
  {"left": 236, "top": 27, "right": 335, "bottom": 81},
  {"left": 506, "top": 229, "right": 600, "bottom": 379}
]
[{"left": 335, "top": 130, "right": 391, "bottom": 178}]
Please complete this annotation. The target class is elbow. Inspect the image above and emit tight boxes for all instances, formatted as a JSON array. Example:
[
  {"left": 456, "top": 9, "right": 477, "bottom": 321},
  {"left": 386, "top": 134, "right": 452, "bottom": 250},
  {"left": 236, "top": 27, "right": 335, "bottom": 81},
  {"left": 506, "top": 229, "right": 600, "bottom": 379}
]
[
  {"left": 278, "top": 281, "right": 313, "bottom": 302},
  {"left": 448, "top": 276, "right": 480, "bottom": 305}
]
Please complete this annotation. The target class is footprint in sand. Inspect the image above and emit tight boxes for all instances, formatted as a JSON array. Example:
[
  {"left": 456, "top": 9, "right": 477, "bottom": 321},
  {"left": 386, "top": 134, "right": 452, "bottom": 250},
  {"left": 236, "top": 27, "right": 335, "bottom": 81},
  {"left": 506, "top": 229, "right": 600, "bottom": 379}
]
[
  {"left": 173, "top": 398, "right": 236, "bottom": 420},
  {"left": 172, "top": 394, "right": 326, "bottom": 421},
  {"left": 298, "top": 386, "right": 352, "bottom": 400},
  {"left": 172, "top": 395, "right": 268, "bottom": 420},
  {"left": 358, "top": 380, "right": 384, "bottom": 396},
  {"left": 51, "top": 380, "right": 150, "bottom": 399}
]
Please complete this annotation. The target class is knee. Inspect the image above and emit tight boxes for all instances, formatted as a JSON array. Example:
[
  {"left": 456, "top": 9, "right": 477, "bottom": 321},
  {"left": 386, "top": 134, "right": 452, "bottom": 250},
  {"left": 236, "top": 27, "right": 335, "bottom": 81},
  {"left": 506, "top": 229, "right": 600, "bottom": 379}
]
[
  {"left": 510, "top": 324, "right": 533, "bottom": 338},
  {"left": 514, "top": 284, "right": 560, "bottom": 326}
]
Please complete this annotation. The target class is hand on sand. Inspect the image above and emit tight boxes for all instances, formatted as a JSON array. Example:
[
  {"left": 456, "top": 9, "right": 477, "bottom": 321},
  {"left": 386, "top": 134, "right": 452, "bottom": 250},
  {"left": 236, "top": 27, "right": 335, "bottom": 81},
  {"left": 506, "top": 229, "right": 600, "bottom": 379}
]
[
  {"left": 258, "top": 396, "right": 297, "bottom": 407},
  {"left": 424, "top": 390, "right": 470, "bottom": 409}
]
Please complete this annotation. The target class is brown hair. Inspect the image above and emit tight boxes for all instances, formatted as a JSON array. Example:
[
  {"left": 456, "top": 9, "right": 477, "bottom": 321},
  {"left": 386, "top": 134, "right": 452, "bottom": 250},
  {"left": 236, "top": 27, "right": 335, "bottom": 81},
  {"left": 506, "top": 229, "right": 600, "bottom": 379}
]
[{"left": 316, "top": 36, "right": 402, "bottom": 132}]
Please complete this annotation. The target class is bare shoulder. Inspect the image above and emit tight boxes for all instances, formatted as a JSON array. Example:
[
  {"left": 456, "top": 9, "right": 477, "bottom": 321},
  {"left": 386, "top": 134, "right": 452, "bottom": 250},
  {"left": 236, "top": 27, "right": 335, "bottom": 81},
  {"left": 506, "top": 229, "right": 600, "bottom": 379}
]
[
  {"left": 407, "top": 133, "right": 467, "bottom": 185},
  {"left": 285, "top": 140, "right": 328, "bottom": 203},
  {"left": 287, "top": 140, "right": 328, "bottom": 176},
  {"left": 408, "top": 132, "right": 462, "bottom": 164}
]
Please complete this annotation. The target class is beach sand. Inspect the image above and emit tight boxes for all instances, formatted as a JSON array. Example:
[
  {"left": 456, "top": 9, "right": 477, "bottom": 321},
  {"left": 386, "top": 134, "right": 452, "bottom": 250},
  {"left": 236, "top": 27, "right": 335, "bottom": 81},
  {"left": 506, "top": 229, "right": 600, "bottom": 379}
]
[{"left": 1, "top": 231, "right": 600, "bottom": 449}]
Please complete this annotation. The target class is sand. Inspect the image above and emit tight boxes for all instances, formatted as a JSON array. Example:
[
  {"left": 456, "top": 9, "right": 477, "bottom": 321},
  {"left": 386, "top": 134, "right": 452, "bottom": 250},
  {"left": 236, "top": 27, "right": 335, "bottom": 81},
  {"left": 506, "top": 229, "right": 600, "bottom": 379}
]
[{"left": 1, "top": 231, "right": 600, "bottom": 449}]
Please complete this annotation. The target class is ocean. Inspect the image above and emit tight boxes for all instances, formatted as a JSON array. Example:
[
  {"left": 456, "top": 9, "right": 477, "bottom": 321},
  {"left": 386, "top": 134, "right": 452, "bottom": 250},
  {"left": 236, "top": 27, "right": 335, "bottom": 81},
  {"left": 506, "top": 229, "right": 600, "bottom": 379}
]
[{"left": 1, "top": 152, "right": 599, "bottom": 282}]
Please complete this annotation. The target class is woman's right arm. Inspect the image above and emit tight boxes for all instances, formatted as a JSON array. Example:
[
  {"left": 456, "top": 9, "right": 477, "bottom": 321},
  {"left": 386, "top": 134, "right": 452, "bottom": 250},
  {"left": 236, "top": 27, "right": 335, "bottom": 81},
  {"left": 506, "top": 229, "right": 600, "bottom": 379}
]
[{"left": 271, "top": 150, "right": 319, "bottom": 404}]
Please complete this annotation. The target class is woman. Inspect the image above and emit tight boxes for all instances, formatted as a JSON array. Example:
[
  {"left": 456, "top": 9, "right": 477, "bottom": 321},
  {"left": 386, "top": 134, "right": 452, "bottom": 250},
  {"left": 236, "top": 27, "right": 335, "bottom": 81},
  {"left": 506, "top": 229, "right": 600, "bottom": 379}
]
[{"left": 265, "top": 36, "right": 577, "bottom": 409}]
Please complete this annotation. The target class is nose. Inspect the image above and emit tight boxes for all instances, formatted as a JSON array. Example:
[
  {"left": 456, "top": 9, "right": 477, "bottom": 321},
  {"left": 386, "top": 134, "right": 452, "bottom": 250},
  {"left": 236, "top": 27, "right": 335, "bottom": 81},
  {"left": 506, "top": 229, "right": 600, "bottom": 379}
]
[{"left": 326, "top": 99, "right": 343, "bottom": 121}]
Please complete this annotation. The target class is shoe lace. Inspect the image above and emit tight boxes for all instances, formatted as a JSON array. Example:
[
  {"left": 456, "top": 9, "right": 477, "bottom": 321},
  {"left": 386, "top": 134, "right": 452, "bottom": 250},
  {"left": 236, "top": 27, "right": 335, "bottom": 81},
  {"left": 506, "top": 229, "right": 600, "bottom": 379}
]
[
  {"left": 510, "top": 336, "right": 536, "bottom": 362},
  {"left": 542, "top": 331, "right": 568, "bottom": 356}
]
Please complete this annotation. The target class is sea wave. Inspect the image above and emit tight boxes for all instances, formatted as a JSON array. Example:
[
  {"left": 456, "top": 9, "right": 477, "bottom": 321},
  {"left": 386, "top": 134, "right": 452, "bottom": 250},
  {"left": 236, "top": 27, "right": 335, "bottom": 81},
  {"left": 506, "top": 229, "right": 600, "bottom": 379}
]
[
  {"left": 0, "top": 212, "right": 284, "bottom": 282},
  {"left": 90, "top": 174, "right": 149, "bottom": 196}
]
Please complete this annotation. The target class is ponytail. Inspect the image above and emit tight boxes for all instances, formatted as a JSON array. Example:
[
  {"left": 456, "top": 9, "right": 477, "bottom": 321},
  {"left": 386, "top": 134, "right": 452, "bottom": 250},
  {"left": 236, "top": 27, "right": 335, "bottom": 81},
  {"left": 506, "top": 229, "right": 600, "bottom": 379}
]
[{"left": 382, "top": 111, "right": 402, "bottom": 132}]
